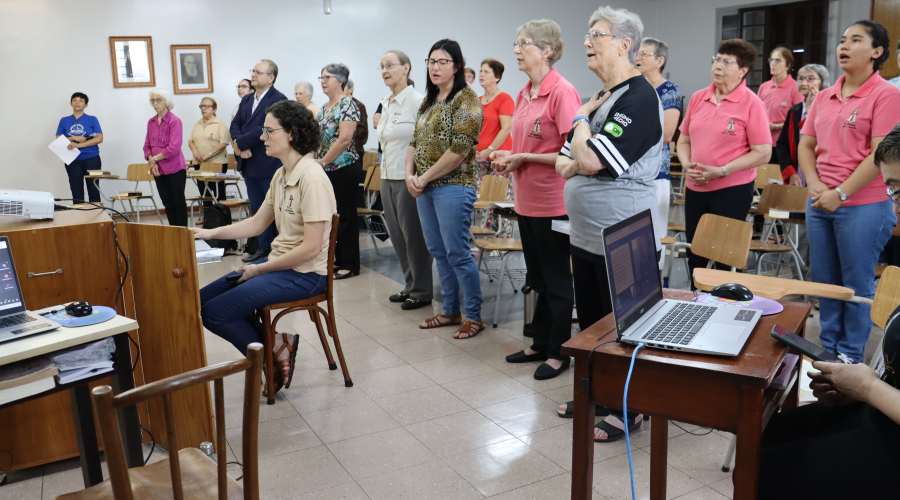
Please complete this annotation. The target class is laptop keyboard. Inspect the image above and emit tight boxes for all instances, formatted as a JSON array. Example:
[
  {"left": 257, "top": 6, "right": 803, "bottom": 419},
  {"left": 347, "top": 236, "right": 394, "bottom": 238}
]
[
  {"left": 642, "top": 303, "right": 715, "bottom": 346},
  {"left": 0, "top": 313, "right": 36, "bottom": 329}
]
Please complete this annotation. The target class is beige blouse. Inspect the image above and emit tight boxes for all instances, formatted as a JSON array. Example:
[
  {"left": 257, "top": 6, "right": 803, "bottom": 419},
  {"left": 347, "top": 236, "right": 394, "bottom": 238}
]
[{"left": 189, "top": 115, "right": 230, "bottom": 163}]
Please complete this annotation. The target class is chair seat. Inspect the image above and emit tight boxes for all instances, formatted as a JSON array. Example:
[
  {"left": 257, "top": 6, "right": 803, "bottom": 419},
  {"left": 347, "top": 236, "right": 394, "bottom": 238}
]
[
  {"left": 109, "top": 195, "right": 153, "bottom": 201},
  {"left": 357, "top": 208, "right": 383, "bottom": 215},
  {"left": 750, "top": 241, "right": 792, "bottom": 253},
  {"left": 186, "top": 196, "right": 215, "bottom": 202},
  {"left": 219, "top": 199, "right": 250, "bottom": 208},
  {"left": 470, "top": 226, "right": 496, "bottom": 236},
  {"left": 673, "top": 199, "right": 685, "bottom": 206},
  {"left": 262, "top": 292, "right": 327, "bottom": 312},
  {"left": 668, "top": 223, "right": 686, "bottom": 232},
  {"left": 55, "top": 448, "right": 243, "bottom": 500},
  {"left": 661, "top": 236, "right": 677, "bottom": 245},
  {"left": 669, "top": 171, "right": 684, "bottom": 177},
  {"left": 474, "top": 238, "right": 523, "bottom": 252}
]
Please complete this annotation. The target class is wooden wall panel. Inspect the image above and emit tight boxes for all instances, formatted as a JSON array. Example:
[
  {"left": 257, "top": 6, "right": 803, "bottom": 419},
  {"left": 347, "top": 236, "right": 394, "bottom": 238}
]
[{"left": 874, "top": 0, "right": 900, "bottom": 78}]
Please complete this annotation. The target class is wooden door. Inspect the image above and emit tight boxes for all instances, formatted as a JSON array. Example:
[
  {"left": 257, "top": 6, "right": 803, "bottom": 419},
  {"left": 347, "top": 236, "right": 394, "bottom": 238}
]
[{"left": 874, "top": 0, "right": 900, "bottom": 78}]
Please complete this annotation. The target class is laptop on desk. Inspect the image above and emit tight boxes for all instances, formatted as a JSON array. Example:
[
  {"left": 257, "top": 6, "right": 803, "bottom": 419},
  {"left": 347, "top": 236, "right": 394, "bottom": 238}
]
[
  {"left": 0, "top": 236, "right": 60, "bottom": 344},
  {"left": 601, "top": 210, "right": 761, "bottom": 356}
]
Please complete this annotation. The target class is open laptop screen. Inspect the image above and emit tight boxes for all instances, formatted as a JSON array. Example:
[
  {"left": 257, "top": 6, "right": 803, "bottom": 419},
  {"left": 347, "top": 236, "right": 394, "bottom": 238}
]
[
  {"left": 601, "top": 210, "right": 663, "bottom": 335},
  {"left": 0, "top": 237, "right": 26, "bottom": 315}
]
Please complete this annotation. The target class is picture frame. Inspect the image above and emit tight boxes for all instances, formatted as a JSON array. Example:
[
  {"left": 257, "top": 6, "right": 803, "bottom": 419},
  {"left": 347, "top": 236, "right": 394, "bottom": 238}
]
[
  {"left": 109, "top": 36, "right": 156, "bottom": 88},
  {"left": 171, "top": 44, "right": 214, "bottom": 94}
]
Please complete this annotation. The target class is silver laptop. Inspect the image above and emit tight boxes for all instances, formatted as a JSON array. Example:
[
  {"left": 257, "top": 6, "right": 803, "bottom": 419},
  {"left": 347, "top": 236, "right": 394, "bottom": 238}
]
[
  {"left": 0, "top": 236, "right": 60, "bottom": 343},
  {"left": 601, "top": 210, "right": 761, "bottom": 356}
]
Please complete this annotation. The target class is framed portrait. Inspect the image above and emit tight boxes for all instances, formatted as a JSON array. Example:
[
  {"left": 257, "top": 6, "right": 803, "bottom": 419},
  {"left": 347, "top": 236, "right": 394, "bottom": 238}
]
[
  {"left": 109, "top": 36, "right": 156, "bottom": 88},
  {"left": 171, "top": 45, "right": 214, "bottom": 94}
]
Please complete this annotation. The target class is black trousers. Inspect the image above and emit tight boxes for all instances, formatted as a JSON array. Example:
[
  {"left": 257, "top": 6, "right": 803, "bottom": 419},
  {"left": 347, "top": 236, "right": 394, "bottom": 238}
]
[
  {"left": 518, "top": 215, "right": 573, "bottom": 360},
  {"left": 65, "top": 156, "right": 102, "bottom": 203},
  {"left": 326, "top": 160, "right": 362, "bottom": 274},
  {"left": 684, "top": 181, "right": 754, "bottom": 283},
  {"left": 156, "top": 169, "right": 188, "bottom": 227}
]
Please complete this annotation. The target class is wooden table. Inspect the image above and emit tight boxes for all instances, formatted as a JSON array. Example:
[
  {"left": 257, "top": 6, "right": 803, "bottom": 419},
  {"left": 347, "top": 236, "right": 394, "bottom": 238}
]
[
  {"left": 693, "top": 268, "right": 855, "bottom": 301},
  {"left": 562, "top": 289, "right": 810, "bottom": 500}
]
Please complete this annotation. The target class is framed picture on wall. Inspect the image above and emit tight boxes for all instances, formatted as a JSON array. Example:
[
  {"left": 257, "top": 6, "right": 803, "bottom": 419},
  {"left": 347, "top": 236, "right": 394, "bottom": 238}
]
[
  {"left": 171, "top": 45, "right": 214, "bottom": 94},
  {"left": 109, "top": 36, "right": 156, "bottom": 88}
]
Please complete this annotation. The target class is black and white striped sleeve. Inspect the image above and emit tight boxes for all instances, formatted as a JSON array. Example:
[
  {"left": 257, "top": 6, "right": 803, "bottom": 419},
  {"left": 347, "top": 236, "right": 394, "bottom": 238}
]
[
  {"left": 586, "top": 87, "right": 662, "bottom": 180},
  {"left": 559, "top": 129, "right": 574, "bottom": 159}
]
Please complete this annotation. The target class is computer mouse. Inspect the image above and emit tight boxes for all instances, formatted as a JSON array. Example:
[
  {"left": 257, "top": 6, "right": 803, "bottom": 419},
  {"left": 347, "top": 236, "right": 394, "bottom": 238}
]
[
  {"left": 710, "top": 283, "right": 753, "bottom": 302},
  {"left": 65, "top": 301, "right": 93, "bottom": 317}
]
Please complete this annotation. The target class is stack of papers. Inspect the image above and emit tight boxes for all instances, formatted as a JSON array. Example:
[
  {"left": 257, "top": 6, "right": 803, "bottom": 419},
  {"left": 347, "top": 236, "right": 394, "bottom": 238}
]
[
  {"left": 196, "top": 239, "right": 225, "bottom": 264},
  {"left": 215, "top": 173, "right": 240, "bottom": 179},
  {"left": 51, "top": 338, "right": 116, "bottom": 385},
  {"left": 489, "top": 202, "right": 515, "bottom": 209}
]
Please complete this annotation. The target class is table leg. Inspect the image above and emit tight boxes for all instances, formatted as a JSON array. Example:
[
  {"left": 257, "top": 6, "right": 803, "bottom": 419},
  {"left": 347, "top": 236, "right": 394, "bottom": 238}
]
[
  {"left": 112, "top": 332, "right": 144, "bottom": 468},
  {"left": 650, "top": 416, "right": 668, "bottom": 500},
  {"left": 570, "top": 360, "right": 595, "bottom": 500},
  {"left": 70, "top": 385, "right": 103, "bottom": 487},
  {"left": 92, "top": 179, "right": 108, "bottom": 206},
  {"left": 733, "top": 386, "right": 764, "bottom": 500}
]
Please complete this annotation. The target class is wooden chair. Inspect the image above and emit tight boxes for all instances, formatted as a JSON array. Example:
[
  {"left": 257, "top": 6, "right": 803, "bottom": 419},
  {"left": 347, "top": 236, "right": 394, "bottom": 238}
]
[
  {"left": 752, "top": 184, "right": 808, "bottom": 280},
  {"left": 362, "top": 151, "right": 379, "bottom": 171},
  {"left": 471, "top": 175, "right": 511, "bottom": 237},
  {"left": 357, "top": 165, "right": 388, "bottom": 254},
  {"left": 109, "top": 164, "right": 164, "bottom": 224},
  {"left": 753, "top": 163, "right": 783, "bottom": 191},
  {"left": 56, "top": 344, "right": 263, "bottom": 500},
  {"left": 223, "top": 154, "right": 244, "bottom": 199},
  {"left": 187, "top": 162, "right": 227, "bottom": 226},
  {"left": 258, "top": 214, "right": 351, "bottom": 405},
  {"left": 691, "top": 213, "right": 753, "bottom": 270}
]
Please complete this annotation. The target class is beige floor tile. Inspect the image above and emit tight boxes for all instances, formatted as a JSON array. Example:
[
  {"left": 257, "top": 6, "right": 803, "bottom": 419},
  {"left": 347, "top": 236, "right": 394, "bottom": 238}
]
[
  {"left": 40, "top": 462, "right": 84, "bottom": 500},
  {"left": 432, "top": 328, "right": 518, "bottom": 352},
  {"left": 709, "top": 476, "right": 734, "bottom": 498},
  {"left": 374, "top": 385, "right": 469, "bottom": 426},
  {"left": 340, "top": 344, "right": 408, "bottom": 374},
  {"left": 323, "top": 329, "right": 381, "bottom": 354},
  {"left": 406, "top": 409, "right": 516, "bottom": 457},
  {"left": 302, "top": 399, "right": 400, "bottom": 444},
  {"left": 519, "top": 421, "right": 633, "bottom": 471},
  {"left": 444, "top": 438, "right": 564, "bottom": 497},
  {"left": 673, "top": 486, "right": 729, "bottom": 500},
  {"left": 288, "top": 481, "right": 370, "bottom": 500},
  {"left": 468, "top": 340, "right": 532, "bottom": 370},
  {"left": 282, "top": 382, "right": 371, "bottom": 415},
  {"left": 281, "top": 311, "right": 359, "bottom": 340},
  {"left": 592, "top": 448, "right": 703, "bottom": 500},
  {"left": 256, "top": 446, "right": 353, "bottom": 499},
  {"left": 282, "top": 365, "right": 350, "bottom": 389},
  {"left": 488, "top": 473, "right": 609, "bottom": 500},
  {"left": 352, "top": 364, "right": 435, "bottom": 399},
  {"left": 226, "top": 414, "right": 321, "bottom": 459},
  {"left": 341, "top": 309, "right": 413, "bottom": 330},
  {"left": 326, "top": 427, "right": 436, "bottom": 480},
  {"left": 358, "top": 460, "right": 484, "bottom": 500},
  {"left": 441, "top": 371, "right": 535, "bottom": 408},
  {"left": 540, "top": 385, "right": 574, "bottom": 405},
  {"left": 394, "top": 302, "right": 446, "bottom": 323},
  {"left": 478, "top": 394, "right": 569, "bottom": 437},
  {"left": 2, "top": 475, "right": 43, "bottom": 500},
  {"left": 499, "top": 360, "right": 575, "bottom": 392},
  {"left": 363, "top": 322, "right": 435, "bottom": 346},
  {"left": 219, "top": 391, "right": 298, "bottom": 430},
  {"left": 625, "top": 418, "right": 686, "bottom": 450},
  {"left": 412, "top": 352, "right": 496, "bottom": 384},
  {"left": 386, "top": 336, "right": 464, "bottom": 363},
  {"left": 332, "top": 296, "right": 394, "bottom": 315},
  {"left": 664, "top": 431, "right": 733, "bottom": 485}
]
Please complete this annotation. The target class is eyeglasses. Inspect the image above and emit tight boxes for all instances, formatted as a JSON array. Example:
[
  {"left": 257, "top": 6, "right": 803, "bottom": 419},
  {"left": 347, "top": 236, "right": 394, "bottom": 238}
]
[
  {"left": 317, "top": 75, "right": 335, "bottom": 82},
  {"left": 768, "top": 57, "right": 786, "bottom": 64},
  {"left": 512, "top": 40, "right": 537, "bottom": 49},
  {"left": 236, "top": 84, "right": 250, "bottom": 90},
  {"left": 199, "top": 104, "right": 214, "bottom": 109},
  {"left": 261, "top": 127, "right": 284, "bottom": 140},
  {"left": 585, "top": 30, "right": 614, "bottom": 43},
  {"left": 425, "top": 58, "right": 453, "bottom": 68},
  {"left": 149, "top": 98, "right": 165, "bottom": 104},
  {"left": 797, "top": 76, "right": 820, "bottom": 83},
  {"left": 249, "top": 69, "right": 270, "bottom": 76},
  {"left": 711, "top": 56, "right": 738, "bottom": 68},
  {"left": 380, "top": 62, "right": 402, "bottom": 70},
  {"left": 638, "top": 51, "right": 657, "bottom": 59},
  {"left": 888, "top": 187, "right": 900, "bottom": 208}
]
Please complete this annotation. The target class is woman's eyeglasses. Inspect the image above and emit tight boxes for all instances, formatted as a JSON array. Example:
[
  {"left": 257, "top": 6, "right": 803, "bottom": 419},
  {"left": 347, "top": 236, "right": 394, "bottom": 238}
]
[
  {"left": 236, "top": 84, "right": 250, "bottom": 90},
  {"left": 584, "top": 30, "right": 614, "bottom": 43},
  {"left": 261, "top": 127, "right": 284, "bottom": 140},
  {"left": 711, "top": 56, "right": 738, "bottom": 68},
  {"left": 638, "top": 51, "right": 657, "bottom": 59},
  {"left": 512, "top": 41, "right": 537, "bottom": 49},
  {"left": 199, "top": 105, "right": 214, "bottom": 110},
  {"left": 887, "top": 187, "right": 900, "bottom": 208},
  {"left": 425, "top": 59, "right": 452, "bottom": 68},
  {"left": 149, "top": 98, "right": 165, "bottom": 104},
  {"left": 317, "top": 75, "right": 335, "bottom": 82},
  {"left": 797, "top": 76, "right": 820, "bottom": 83},
  {"left": 768, "top": 57, "right": 786, "bottom": 64}
]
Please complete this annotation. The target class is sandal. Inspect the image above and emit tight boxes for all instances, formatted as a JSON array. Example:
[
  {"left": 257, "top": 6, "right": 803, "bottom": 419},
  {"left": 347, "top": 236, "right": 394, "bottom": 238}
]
[
  {"left": 454, "top": 319, "right": 485, "bottom": 339},
  {"left": 594, "top": 414, "right": 643, "bottom": 443},
  {"left": 558, "top": 401, "right": 613, "bottom": 419},
  {"left": 419, "top": 314, "right": 462, "bottom": 329},
  {"left": 273, "top": 333, "right": 299, "bottom": 388},
  {"left": 262, "top": 364, "right": 284, "bottom": 398}
]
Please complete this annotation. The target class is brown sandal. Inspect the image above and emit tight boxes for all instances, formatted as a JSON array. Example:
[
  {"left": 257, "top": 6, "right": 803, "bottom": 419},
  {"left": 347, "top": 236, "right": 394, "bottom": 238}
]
[
  {"left": 419, "top": 314, "right": 462, "bottom": 329},
  {"left": 262, "top": 363, "right": 284, "bottom": 398},
  {"left": 454, "top": 319, "right": 485, "bottom": 339},
  {"left": 273, "top": 333, "right": 299, "bottom": 388}
]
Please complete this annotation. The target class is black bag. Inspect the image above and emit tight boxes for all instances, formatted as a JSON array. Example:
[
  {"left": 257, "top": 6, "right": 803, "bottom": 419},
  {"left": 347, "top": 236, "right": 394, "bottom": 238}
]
[{"left": 202, "top": 204, "right": 238, "bottom": 251}]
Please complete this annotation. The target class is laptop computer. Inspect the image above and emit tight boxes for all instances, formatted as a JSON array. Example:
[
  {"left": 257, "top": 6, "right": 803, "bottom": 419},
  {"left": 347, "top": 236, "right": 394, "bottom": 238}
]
[
  {"left": 601, "top": 210, "right": 761, "bottom": 356},
  {"left": 0, "top": 236, "right": 60, "bottom": 344}
]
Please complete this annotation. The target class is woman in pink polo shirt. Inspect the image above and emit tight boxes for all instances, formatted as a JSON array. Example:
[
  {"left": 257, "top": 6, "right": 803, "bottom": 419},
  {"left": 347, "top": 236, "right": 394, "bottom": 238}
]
[
  {"left": 490, "top": 19, "right": 580, "bottom": 381},
  {"left": 798, "top": 20, "right": 900, "bottom": 364},
  {"left": 144, "top": 88, "right": 188, "bottom": 226},
  {"left": 676, "top": 40, "right": 772, "bottom": 278},
  {"left": 758, "top": 47, "right": 804, "bottom": 164}
]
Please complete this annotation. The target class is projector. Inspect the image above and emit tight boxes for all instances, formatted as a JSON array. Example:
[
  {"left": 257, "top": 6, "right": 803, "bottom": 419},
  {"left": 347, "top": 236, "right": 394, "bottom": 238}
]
[{"left": 0, "top": 190, "right": 55, "bottom": 220}]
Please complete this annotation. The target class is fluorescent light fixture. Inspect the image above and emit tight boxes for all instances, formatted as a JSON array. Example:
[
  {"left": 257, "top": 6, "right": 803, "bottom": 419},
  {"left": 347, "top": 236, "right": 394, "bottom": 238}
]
[
  {"left": 324, "top": 0, "right": 331, "bottom": 14},
  {"left": 793, "top": 49, "right": 805, "bottom": 53}
]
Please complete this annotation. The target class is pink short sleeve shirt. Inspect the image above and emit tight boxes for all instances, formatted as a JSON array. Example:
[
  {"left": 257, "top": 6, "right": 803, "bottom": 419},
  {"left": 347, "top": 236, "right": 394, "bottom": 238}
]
[
  {"left": 758, "top": 75, "right": 804, "bottom": 145},
  {"left": 679, "top": 81, "right": 772, "bottom": 192},
  {"left": 800, "top": 72, "right": 900, "bottom": 206}
]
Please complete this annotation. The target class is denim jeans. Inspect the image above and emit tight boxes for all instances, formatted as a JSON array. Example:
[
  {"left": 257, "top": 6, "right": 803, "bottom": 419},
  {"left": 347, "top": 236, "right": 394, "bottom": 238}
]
[
  {"left": 199, "top": 257, "right": 327, "bottom": 354},
  {"left": 807, "top": 199, "right": 895, "bottom": 363},
  {"left": 416, "top": 185, "right": 482, "bottom": 320}
]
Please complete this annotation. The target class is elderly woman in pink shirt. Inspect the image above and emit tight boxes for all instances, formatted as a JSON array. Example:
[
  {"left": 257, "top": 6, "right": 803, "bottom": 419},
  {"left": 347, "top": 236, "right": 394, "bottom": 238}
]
[{"left": 144, "top": 88, "right": 188, "bottom": 226}]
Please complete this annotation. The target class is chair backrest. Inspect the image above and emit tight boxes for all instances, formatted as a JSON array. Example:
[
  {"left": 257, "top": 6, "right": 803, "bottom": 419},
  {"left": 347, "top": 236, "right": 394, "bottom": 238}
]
[
  {"left": 690, "top": 213, "right": 753, "bottom": 269},
  {"left": 324, "top": 213, "right": 340, "bottom": 300},
  {"left": 365, "top": 165, "right": 381, "bottom": 192},
  {"left": 872, "top": 265, "right": 900, "bottom": 329},
  {"left": 757, "top": 184, "right": 809, "bottom": 214},
  {"left": 362, "top": 152, "right": 379, "bottom": 171},
  {"left": 92, "top": 344, "right": 263, "bottom": 500},
  {"left": 226, "top": 154, "right": 237, "bottom": 169},
  {"left": 754, "top": 164, "right": 783, "bottom": 190},
  {"left": 477, "top": 175, "right": 509, "bottom": 203},
  {"left": 199, "top": 162, "right": 226, "bottom": 173},
  {"left": 127, "top": 163, "right": 155, "bottom": 182}
]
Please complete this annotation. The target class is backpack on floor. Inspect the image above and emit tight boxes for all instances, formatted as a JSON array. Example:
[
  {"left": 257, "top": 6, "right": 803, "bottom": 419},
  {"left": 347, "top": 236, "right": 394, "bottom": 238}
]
[{"left": 202, "top": 204, "right": 238, "bottom": 251}]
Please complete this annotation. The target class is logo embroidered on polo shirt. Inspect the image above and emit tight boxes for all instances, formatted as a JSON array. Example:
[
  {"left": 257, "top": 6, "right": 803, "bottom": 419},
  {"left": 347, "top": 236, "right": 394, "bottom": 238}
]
[
  {"left": 531, "top": 119, "right": 542, "bottom": 134},
  {"left": 847, "top": 109, "right": 859, "bottom": 123},
  {"left": 285, "top": 195, "right": 295, "bottom": 215},
  {"left": 781, "top": 98, "right": 788, "bottom": 107},
  {"left": 722, "top": 119, "right": 737, "bottom": 136},
  {"left": 604, "top": 122, "right": 623, "bottom": 138}
]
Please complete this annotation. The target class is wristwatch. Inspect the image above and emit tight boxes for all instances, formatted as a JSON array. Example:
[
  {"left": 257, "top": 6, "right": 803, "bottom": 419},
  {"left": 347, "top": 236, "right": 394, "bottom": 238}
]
[
  {"left": 835, "top": 187, "right": 848, "bottom": 202},
  {"left": 488, "top": 146, "right": 495, "bottom": 153},
  {"left": 722, "top": 165, "right": 728, "bottom": 177}
]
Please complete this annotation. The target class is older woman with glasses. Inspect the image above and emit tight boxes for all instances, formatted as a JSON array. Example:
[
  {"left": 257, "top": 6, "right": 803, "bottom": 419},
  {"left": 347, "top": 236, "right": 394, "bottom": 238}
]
[
  {"left": 758, "top": 47, "right": 804, "bottom": 164},
  {"left": 295, "top": 81, "right": 320, "bottom": 119},
  {"left": 776, "top": 64, "right": 831, "bottom": 187},
  {"left": 189, "top": 97, "right": 230, "bottom": 205},
  {"left": 316, "top": 63, "right": 361, "bottom": 279},
  {"left": 144, "top": 88, "right": 187, "bottom": 226}
]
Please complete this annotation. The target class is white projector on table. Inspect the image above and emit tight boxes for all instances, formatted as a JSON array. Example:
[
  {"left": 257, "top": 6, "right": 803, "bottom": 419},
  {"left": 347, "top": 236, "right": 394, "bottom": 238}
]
[{"left": 0, "top": 190, "right": 55, "bottom": 220}]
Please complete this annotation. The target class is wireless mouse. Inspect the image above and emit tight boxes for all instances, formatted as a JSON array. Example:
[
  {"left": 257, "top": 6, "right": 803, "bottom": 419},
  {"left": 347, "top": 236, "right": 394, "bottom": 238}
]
[
  {"left": 65, "top": 301, "right": 93, "bottom": 317},
  {"left": 710, "top": 283, "right": 753, "bottom": 302}
]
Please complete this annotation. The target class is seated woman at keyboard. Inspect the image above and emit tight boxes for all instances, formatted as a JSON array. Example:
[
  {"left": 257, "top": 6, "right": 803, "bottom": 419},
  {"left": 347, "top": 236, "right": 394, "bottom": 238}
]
[{"left": 193, "top": 100, "right": 336, "bottom": 398}]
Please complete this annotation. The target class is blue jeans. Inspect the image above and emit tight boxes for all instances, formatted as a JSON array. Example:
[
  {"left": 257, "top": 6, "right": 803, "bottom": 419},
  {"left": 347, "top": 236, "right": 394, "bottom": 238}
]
[
  {"left": 417, "top": 185, "right": 482, "bottom": 320},
  {"left": 65, "top": 155, "right": 102, "bottom": 203},
  {"left": 245, "top": 176, "right": 277, "bottom": 252},
  {"left": 199, "top": 258, "right": 327, "bottom": 354},
  {"left": 807, "top": 199, "right": 895, "bottom": 363}
]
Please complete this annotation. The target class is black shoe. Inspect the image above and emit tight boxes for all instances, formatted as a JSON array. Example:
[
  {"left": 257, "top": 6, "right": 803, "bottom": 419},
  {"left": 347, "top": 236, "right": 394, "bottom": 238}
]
[
  {"left": 534, "top": 358, "right": 570, "bottom": 380},
  {"left": 389, "top": 292, "right": 411, "bottom": 303},
  {"left": 505, "top": 350, "right": 548, "bottom": 363},
  {"left": 401, "top": 298, "right": 432, "bottom": 310},
  {"left": 334, "top": 270, "right": 360, "bottom": 280},
  {"left": 242, "top": 248, "right": 270, "bottom": 262}
]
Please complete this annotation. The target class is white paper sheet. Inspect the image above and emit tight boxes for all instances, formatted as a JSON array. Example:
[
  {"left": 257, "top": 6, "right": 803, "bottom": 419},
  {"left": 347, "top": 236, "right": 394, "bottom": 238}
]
[
  {"left": 489, "top": 202, "right": 515, "bottom": 209},
  {"left": 194, "top": 239, "right": 212, "bottom": 250},
  {"left": 49, "top": 135, "right": 81, "bottom": 165}
]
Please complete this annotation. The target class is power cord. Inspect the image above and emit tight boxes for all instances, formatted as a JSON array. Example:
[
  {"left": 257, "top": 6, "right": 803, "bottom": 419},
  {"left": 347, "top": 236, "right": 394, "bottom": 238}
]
[
  {"left": 624, "top": 344, "right": 644, "bottom": 500},
  {"left": 671, "top": 421, "right": 714, "bottom": 436},
  {"left": 140, "top": 424, "right": 155, "bottom": 465},
  {"left": 578, "top": 339, "right": 617, "bottom": 499},
  {"left": 227, "top": 461, "right": 244, "bottom": 481}
]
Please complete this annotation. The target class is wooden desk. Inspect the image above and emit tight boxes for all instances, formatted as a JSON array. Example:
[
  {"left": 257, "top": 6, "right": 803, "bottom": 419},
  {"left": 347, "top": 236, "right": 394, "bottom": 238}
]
[
  {"left": 693, "top": 268, "right": 855, "bottom": 301},
  {"left": 0, "top": 315, "right": 143, "bottom": 487},
  {"left": 563, "top": 289, "right": 810, "bottom": 500}
]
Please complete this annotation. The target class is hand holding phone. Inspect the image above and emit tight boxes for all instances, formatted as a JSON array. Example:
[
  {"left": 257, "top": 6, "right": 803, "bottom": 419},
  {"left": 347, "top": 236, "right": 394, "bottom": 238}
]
[
  {"left": 771, "top": 325, "right": 841, "bottom": 362},
  {"left": 225, "top": 274, "right": 241, "bottom": 284}
]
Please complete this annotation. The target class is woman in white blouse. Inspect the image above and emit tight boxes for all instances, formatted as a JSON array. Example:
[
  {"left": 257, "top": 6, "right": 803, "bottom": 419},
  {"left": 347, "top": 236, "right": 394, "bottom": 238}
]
[{"left": 377, "top": 50, "right": 433, "bottom": 310}]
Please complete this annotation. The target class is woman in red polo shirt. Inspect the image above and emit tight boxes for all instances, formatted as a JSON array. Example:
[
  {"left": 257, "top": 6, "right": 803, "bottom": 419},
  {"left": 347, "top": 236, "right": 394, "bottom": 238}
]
[
  {"left": 474, "top": 58, "right": 515, "bottom": 236},
  {"left": 799, "top": 20, "right": 900, "bottom": 364},
  {"left": 758, "top": 47, "right": 804, "bottom": 164},
  {"left": 676, "top": 40, "right": 772, "bottom": 278},
  {"left": 490, "top": 19, "right": 580, "bottom": 380}
]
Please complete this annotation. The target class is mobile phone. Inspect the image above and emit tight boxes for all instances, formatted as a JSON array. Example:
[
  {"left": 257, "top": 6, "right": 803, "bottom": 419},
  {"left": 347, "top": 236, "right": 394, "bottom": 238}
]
[
  {"left": 771, "top": 325, "right": 841, "bottom": 362},
  {"left": 225, "top": 274, "right": 241, "bottom": 284}
]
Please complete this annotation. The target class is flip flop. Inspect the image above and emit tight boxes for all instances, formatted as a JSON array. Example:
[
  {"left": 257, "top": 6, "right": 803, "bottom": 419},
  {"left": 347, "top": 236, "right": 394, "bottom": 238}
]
[{"left": 594, "top": 415, "right": 642, "bottom": 443}]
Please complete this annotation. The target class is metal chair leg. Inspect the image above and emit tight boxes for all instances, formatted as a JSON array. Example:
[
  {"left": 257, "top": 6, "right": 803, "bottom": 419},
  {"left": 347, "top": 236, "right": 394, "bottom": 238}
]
[
  {"left": 151, "top": 199, "right": 164, "bottom": 224},
  {"left": 493, "top": 252, "right": 509, "bottom": 328},
  {"left": 722, "top": 434, "right": 737, "bottom": 472}
]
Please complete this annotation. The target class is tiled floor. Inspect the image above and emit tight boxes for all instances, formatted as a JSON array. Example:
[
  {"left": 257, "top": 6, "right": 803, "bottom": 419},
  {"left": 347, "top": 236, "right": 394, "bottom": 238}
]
[{"left": 0, "top": 226, "right": 883, "bottom": 499}]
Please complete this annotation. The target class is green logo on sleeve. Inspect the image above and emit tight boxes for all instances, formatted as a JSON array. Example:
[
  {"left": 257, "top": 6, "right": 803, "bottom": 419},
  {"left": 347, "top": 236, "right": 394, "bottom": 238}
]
[{"left": 604, "top": 121, "right": 623, "bottom": 137}]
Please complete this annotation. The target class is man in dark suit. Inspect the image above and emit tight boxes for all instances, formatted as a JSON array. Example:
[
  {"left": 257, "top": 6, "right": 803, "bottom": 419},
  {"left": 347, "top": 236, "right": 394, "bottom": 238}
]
[{"left": 230, "top": 59, "right": 287, "bottom": 262}]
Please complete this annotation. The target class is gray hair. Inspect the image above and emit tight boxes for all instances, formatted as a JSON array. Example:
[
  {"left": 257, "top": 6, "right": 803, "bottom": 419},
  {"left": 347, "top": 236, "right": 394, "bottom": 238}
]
[
  {"left": 346, "top": 79, "right": 354, "bottom": 91},
  {"left": 516, "top": 19, "right": 565, "bottom": 67},
  {"left": 798, "top": 63, "right": 831, "bottom": 89},
  {"left": 148, "top": 88, "right": 174, "bottom": 110},
  {"left": 588, "top": 6, "right": 644, "bottom": 64},
  {"left": 294, "top": 81, "right": 314, "bottom": 97},
  {"left": 641, "top": 37, "right": 669, "bottom": 71},
  {"left": 322, "top": 63, "right": 350, "bottom": 90},
  {"left": 259, "top": 59, "right": 278, "bottom": 83}
]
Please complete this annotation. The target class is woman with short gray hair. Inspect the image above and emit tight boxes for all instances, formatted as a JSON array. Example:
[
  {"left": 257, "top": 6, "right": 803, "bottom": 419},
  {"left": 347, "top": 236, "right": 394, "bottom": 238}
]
[
  {"left": 144, "top": 88, "right": 187, "bottom": 226},
  {"left": 776, "top": 63, "right": 830, "bottom": 187},
  {"left": 294, "top": 81, "right": 319, "bottom": 118}
]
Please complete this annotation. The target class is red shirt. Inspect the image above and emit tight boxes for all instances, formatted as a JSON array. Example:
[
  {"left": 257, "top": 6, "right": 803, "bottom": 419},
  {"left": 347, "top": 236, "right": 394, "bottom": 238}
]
[
  {"left": 758, "top": 75, "right": 804, "bottom": 145},
  {"left": 510, "top": 69, "right": 581, "bottom": 217},
  {"left": 478, "top": 92, "right": 514, "bottom": 152},
  {"left": 801, "top": 71, "right": 900, "bottom": 206},
  {"left": 679, "top": 81, "right": 771, "bottom": 192}
]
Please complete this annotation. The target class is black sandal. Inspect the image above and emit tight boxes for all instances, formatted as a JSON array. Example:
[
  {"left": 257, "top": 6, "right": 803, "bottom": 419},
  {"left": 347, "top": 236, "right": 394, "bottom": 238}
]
[
  {"left": 594, "top": 414, "right": 642, "bottom": 443},
  {"left": 558, "top": 401, "right": 612, "bottom": 419}
]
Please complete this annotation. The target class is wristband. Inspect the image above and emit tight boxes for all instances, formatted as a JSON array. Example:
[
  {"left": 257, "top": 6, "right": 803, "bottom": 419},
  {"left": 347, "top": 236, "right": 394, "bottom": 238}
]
[{"left": 573, "top": 116, "right": 590, "bottom": 127}]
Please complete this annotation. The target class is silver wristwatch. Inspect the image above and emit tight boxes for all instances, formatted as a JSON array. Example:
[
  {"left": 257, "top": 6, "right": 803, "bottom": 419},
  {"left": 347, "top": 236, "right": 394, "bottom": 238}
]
[
  {"left": 722, "top": 165, "right": 728, "bottom": 177},
  {"left": 835, "top": 187, "right": 848, "bottom": 201}
]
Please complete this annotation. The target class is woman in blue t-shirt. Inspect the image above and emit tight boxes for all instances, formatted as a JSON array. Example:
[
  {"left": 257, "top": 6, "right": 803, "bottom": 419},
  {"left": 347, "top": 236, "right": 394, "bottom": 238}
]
[
  {"left": 635, "top": 38, "right": 682, "bottom": 271},
  {"left": 55, "top": 92, "right": 104, "bottom": 203}
]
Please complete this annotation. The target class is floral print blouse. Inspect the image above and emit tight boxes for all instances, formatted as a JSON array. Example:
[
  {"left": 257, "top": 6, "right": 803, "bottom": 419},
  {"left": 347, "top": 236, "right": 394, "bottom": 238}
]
[
  {"left": 316, "top": 96, "right": 361, "bottom": 171},
  {"left": 410, "top": 86, "right": 483, "bottom": 188}
]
